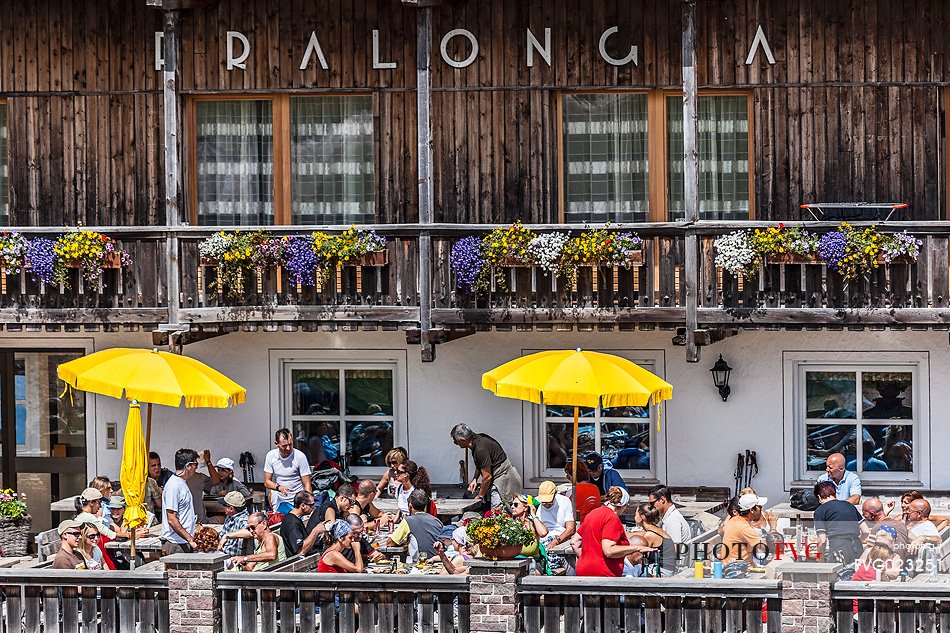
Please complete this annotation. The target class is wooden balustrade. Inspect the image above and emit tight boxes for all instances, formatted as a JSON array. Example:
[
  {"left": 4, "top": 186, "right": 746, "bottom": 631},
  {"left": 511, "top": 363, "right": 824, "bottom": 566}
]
[
  {"left": 833, "top": 581, "right": 950, "bottom": 633},
  {"left": 216, "top": 571, "right": 470, "bottom": 633},
  {"left": 519, "top": 576, "right": 783, "bottom": 633},
  {"left": 0, "top": 568, "right": 169, "bottom": 633}
]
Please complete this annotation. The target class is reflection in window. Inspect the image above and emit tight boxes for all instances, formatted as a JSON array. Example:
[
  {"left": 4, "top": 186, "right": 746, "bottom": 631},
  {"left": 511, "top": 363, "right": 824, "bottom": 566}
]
[
  {"left": 289, "top": 366, "right": 395, "bottom": 470},
  {"left": 544, "top": 404, "right": 652, "bottom": 473},
  {"left": 802, "top": 367, "right": 915, "bottom": 476}
]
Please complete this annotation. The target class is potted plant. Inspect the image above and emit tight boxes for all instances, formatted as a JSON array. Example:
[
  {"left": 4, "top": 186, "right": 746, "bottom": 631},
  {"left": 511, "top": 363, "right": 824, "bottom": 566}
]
[
  {"left": 0, "top": 488, "right": 30, "bottom": 557},
  {"left": 53, "top": 228, "right": 133, "bottom": 286},
  {"left": 465, "top": 510, "right": 537, "bottom": 560}
]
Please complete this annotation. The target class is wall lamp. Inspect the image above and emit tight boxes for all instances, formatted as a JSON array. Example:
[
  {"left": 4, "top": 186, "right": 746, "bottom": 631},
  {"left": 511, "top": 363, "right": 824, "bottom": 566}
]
[{"left": 710, "top": 354, "right": 732, "bottom": 402}]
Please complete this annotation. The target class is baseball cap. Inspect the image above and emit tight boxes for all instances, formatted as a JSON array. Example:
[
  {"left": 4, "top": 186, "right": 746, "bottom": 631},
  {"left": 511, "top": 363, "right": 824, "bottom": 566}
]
[
  {"left": 219, "top": 491, "right": 247, "bottom": 508},
  {"left": 738, "top": 493, "right": 768, "bottom": 511},
  {"left": 215, "top": 457, "right": 236, "bottom": 471},
  {"left": 584, "top": 452, "right": 604, "bottom": 468},
  {"left": 73, "top": 512, "right": 100, "bottom": 528},
  {"left": 57, "top": 519, "right": 83, "bottom": 536},
  {"left": 438, "top": 525, "right": 457, "bottom": 540},
  {"left": 537, "top": 481, "right": 557, "bottom": 503},
  {"left": 107, "top": 496, "right": 126, "bottom": 510},
  {"left": 80, "top": 487, "right": 103, "bottom": 502}
]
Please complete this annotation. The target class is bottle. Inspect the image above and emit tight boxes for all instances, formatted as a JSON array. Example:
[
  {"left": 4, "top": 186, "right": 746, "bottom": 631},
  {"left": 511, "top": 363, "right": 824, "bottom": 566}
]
[
  {"left": 713, "top": 560, "right": 723, "bottom": 579},
  {"left": 694, "top": 561, "right": 705, "bottom": 579}
]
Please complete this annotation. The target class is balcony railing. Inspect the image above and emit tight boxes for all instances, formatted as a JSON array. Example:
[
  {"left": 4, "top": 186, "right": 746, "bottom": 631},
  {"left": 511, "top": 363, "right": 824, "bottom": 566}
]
[
  {"left": 833, "top": 580, "right": 950, "bottom": 633},
  {"left": 0, "top": 222, "right": 946, "bottom": 330}
]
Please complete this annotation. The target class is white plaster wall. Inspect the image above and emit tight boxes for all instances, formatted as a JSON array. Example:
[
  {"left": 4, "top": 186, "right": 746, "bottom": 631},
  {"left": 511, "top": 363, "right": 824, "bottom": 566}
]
[{"left": 3, "top": 326, "right": 947, "bottom": 503}]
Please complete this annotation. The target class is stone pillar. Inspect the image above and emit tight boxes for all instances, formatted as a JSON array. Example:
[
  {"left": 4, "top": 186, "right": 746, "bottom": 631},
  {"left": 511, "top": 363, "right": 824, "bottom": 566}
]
[
  {"left": 163, "top": 552, "right": 228, "bottom": 633},
  {"left": 468, "top": 558, "right": 531, "bottom": 633},
  {"left": 777, "top": 562, "right": 842, "bottom": 633}
]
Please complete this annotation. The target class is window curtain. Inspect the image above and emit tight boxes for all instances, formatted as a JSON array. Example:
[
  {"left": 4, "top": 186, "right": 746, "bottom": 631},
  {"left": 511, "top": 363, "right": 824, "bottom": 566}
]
[
  {"left": 667, "top": 95, "right": 750, "bottom": 221},
  {"left": 195, "top": 100, "right": 274, "bottom": 226},
  {"left": 562, "top": 93, "right": 650, "bottom": 223},
  {"left": 291, "top": 96, "right": 374, "bottom": 225}
]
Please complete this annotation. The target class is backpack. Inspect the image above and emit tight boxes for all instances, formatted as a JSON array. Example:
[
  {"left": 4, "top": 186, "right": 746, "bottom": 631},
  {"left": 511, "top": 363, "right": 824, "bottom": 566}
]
[{"left": 790, "top": 488, "right": 820, "bottom": 511}]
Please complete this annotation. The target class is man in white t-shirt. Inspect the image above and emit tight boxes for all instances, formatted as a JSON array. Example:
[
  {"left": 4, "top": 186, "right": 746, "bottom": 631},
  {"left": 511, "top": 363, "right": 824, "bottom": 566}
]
[
  {"left": 907, "top": 498, "right": 942, "bottom": 556},
  {"left": 649, "top": 485, "right": 692, "bottom": 568},
  {"left": 263, "top": 428, "right": 312, "bottom": 514},
  {"left": 161, "top": 448, "right": 199, "bottom": 555},
  {"left": 535, "top": 481, "right": 576, "bottom": 546}
]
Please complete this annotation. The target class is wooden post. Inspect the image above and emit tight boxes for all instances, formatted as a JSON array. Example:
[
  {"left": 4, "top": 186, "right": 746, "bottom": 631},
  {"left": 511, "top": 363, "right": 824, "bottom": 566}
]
[
  {"left": 417, "top": 7, "right": 435, "bottom": 362},
  {"left": 163, "top": 9, "right": 182, "bottom": 325},
  {"left": 682, "top": 0, "right": 700, "bottom": 363},
  {"left": 570, "top": 405, "right": 579, "bottom": 485}
]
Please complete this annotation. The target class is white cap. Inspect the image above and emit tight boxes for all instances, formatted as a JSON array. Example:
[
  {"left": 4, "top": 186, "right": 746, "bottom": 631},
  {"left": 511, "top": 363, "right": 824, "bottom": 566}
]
[
  {"left": 215, "top": 457, "right": 236, "bottom": 471},
  {"left": 738, "top": 493, "right": 768, "bottom": 511}
]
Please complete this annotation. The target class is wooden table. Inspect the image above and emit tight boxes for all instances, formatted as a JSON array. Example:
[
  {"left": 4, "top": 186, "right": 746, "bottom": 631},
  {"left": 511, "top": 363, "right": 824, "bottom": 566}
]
[
  {"left": 374, "top": 498, "right": 476, "bottom": 520},
  {"left": 51, "top": 495, "right": 80, "bottom": 512}
]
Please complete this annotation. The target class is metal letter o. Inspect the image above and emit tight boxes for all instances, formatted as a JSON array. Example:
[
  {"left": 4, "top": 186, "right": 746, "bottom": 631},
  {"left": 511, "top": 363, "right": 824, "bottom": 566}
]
[{"left": 440, "top": 29, "right": 479, "bottom": 69}]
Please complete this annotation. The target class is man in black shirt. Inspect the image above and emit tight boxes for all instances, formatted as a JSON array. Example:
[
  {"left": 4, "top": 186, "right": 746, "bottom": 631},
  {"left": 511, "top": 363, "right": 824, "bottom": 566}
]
[
  {"left": 450, "top": 423, "right": 523, "bottom": 509},
  {"left": 814, "top": 480, "right": 863, "bottom": 564},
  {"left": 306, "top": 483, "right": 356, "bottom": 533},
  {"left": 281, "top": 491, "right": 313, "bottom": 556}
]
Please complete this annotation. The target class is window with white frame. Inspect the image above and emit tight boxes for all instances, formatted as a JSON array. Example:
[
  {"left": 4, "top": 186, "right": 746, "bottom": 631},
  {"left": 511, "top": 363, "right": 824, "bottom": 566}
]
[
  {"left": 541, "top": 404, "right": 654, "bottom": 478},
  {"left": 790, "top": 360, "right": 924, "bottom": 483},
  {"left": 287, "top": 365, "right": 395, "bottom": 472}
]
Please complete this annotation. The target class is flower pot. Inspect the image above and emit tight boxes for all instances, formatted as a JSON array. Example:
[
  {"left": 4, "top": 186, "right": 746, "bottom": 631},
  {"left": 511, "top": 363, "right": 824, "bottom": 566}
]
[
  {"left": 496, "top": 256, "right": 532, "bottom": 268},
  {"left": 353, "top": 250, "right": 389, "bottom": 266},
  {"left": 200, "top": 256, "right": 220, "bottom": 266},
  {"left": 67, "top": 252, "right": 123, "bottom": 269},
  {"left": 478, "top": 544, "right": 523, "bottom": 560},
  {"left": 877, "top": 255, "right": 914, "bottom": 265},
  {"left": 0, "top": 515, "right": 31, "bottom": 557},
  {"left": 765, "top": 252, "right": 820, "bottom": 265},
  {"left": 626, "top": 250, "right": 644, "bottom": 266}
]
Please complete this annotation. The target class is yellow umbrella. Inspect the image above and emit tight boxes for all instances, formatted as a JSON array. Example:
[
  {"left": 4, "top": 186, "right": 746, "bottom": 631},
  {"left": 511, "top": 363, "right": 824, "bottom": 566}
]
[
  {"left": 58, "top": 347, "right": 247, "bottom": 448},
  {"left": 482, "top": 349, "right": 673, "bottom": 484},
  {"left": 120, "top": 403, "right": 148, "bottom": 561}
]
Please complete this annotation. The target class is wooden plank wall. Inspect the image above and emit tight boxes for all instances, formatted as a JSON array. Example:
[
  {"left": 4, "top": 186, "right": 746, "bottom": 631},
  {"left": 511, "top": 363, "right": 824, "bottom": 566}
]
[
  {"left": 0, "top": 0, "right": 947, "bottom": 227},
  {"left": 0, "top": 0, "right": 164, "bottom": 226}
]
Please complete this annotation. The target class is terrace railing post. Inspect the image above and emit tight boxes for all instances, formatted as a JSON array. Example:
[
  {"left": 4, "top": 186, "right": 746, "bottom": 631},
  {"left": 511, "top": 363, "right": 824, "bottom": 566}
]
[
  {"left": 163, "top": 552, "right": 228, "bottom": 633},
  {"left": 469, "top": 558, "right": 531, "bottom": 633},
  {"left": 777, "top": 561, "right": 842, "bottom": 633}
]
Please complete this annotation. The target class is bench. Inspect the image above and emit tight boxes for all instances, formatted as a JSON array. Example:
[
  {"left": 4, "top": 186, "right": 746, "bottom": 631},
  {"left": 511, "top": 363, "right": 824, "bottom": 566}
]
[{"left": 34, "top": 528, "right": 60, "bottom": 563}]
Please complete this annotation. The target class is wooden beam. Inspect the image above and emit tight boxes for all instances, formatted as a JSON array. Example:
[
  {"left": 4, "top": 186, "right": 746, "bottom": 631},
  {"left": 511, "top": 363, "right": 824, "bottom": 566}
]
[
  {"left": 0, "top": 308, "right": 167, "bottom": 324},
  {"left": 163, "top": 10, "right": 182, "bottom": 325},
  {"left": 416, "top": 7, "right": 435, "bottom": 362},
  {"left": 179, "top": 306, "right": 421, "bottom": 323},
  {"left": 682, "top": 0, "right": 700, "bottom": 363},
  {"left": 401, "top": 0, "right": 443, "bottom": 6}
]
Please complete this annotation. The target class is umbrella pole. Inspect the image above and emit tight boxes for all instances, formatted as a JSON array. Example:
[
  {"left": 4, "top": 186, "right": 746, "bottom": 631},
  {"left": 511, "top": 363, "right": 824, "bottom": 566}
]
[
  {"left": 145, "top": 403, "right": 153, "bottom": 453},
  {"left": 571, "top": 406, "right": 579, "bottom": 486},
  {"left": 130, "top": 530, "right": 136, "bottom": 570}
]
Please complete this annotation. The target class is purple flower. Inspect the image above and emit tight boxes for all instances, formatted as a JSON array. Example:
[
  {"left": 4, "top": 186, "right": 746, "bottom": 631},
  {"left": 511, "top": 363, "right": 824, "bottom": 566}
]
[
  {"left": 451, "top": 236, "right": 485, "bottom": 294},
  {"left": 817, "top": 232, "right": 847, "bottom": 269},
  {"left": 25, "top": 238, "right": 57, "bottom": 284},
  {"left": 281, "top": 235, "right": 319, "bottom": 286}
]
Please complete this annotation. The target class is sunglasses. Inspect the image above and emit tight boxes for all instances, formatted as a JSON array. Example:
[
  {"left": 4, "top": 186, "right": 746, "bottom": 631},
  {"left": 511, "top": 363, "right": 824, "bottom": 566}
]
[
  {"left": 64, "top": 531, "right": 82, "bottom": 538},
  {"left": 86, "top": 533, "right": 101, "bottom": 540},
  {"left": 395, "top": 469, "right": 408, "bottom": 475},
  {"left": 248, "top": 523, "right": 262, "bottom": 530}
]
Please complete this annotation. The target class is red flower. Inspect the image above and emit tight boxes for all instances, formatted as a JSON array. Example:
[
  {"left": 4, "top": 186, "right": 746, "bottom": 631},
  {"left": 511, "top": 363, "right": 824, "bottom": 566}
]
[{"left": 778, "top": 223, "right": 785, "bottom": 230}]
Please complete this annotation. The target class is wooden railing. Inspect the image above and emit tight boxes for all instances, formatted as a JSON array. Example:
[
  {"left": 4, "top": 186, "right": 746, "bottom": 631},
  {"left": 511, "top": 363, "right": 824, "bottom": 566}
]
[
  {"left": 833, "top": 581, "right": 950, "bottom": 633},
  {"left": 1, "top": 221, "right": 949, "bottom": 330},
  {"left": 0, "top": 568, "right": 169, "bottom": 633},
  {"left": 216, "top": 571, "right": 470, "bottom": 633},
  {"left": 518, "top": 576, "right": 783, "bottom": 633}
]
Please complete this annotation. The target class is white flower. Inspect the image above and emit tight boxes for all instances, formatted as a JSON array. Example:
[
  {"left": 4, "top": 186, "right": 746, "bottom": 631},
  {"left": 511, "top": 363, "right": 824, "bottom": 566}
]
[
  {"left": 714, "top": 230, "right": 757, "bottom": 278},
  {"left": 527, "top": 233, "right": 570, "bottom": 275},
  {"left": 198, "top": 232, "right": 233, "bottom": 260}
]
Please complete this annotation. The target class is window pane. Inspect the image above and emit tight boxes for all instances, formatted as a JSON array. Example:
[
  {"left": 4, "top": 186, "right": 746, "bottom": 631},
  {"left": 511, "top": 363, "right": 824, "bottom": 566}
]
[
  {"left": 546, "top": 405, "right": 595, "bottom": 418},
  {"left": 0, "top": 104, "right": 8, "bottom": 225},
  {"left": 345, "top": 419, "right": 394, "bottom": 467},
  {"left": 805, "top": 423, "right": 857, "bottom": 471},
  {"left": 196, "top": 100, "right": 274, "bottom": 226},
  {"left": 8, "top": 353, "right": 86, "bottom": 458},
  {"left": 546, "top": 421, "right": 595, "bottom": 470},
  {"left": 601, "top": 420, "right": 650, "bottom": 470},
  {"left": 344, "top": 369, "right": 393, "bottom": 416},
  {"left": 294, "top": 421, "right": 340, "bottom": 465},
  {"left": 862, "top": 372, "right": 913, "bottom": 419},
  {"left": 562, "top": 93, "right": 649, "bottom": 223},
  {"left": 667, "top": 95, "right": 749, "bottom": 221},
  {"left": 862, "top": 424, "right": 913, "bottom": 472},
  {"left": 805, "top": 371, "right": 856, "bottom": 419},
  {"left": 291, "top": 96, "right": 374, "bottom": 225},
  {"left": 292, "top": 369, "right": 339, "bottom": 415}
]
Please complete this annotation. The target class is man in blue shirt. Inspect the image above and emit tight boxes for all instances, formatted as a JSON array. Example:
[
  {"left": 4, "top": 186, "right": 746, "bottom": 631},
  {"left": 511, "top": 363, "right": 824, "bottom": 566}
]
[
  {"left": 817, "top": 452, "right": 862, "bottom": 505},
  {"left": 585, "top": 452, "right": 627, "bottom": 495}
]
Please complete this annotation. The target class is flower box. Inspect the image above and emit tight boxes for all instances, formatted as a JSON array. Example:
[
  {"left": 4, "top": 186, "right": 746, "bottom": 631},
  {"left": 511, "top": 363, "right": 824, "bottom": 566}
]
[
  {"left": 352, "top": 250, "right": 389, "bottom": 267},
  {"left": 765, "top": 253, "right": 821, "bottom": 265},
  {"left": 200, "top": 256, "right": 219, "bottom": 267},
  {"left": 0, "top": 515, "right": 31, "bottom": 557},
  {"left": 68, "top": 252, "right": 124, "bottom": 269},
  {"left": 626, "top": 250, "right": 644, "bottom": 266},
  {"left": 496, "top": 256, "right": 532, "bottom": 268}
]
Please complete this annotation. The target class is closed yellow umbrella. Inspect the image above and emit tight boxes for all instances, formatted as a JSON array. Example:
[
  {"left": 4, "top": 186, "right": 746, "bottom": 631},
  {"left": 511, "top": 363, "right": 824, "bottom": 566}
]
[
  {"left": 120, "top": 403, "right": 148, "bottom": 562},
  {"left": 482, "top": 349, "right": 673, "bottom": 484}
]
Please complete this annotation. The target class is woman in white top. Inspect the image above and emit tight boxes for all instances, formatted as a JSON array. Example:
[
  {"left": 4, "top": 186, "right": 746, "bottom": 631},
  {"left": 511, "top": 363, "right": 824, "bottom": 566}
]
[{"left": 79, "top": 523, "right": 105, "bottom": 570}]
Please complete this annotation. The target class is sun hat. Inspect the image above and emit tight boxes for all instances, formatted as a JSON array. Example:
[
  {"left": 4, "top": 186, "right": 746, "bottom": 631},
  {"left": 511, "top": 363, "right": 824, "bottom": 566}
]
[
  {"left": 219, "top": 491, "right": 247, "bottom": 508},
  {"left": 537, "top": 481, "right": 557, "bottom": 503},
  {"left": 215, "top": 457, "right": 236, "bottom": 471},
  {"left": 738, "top": 493, "right": 768, "bottom": 511},
  {"left": 80, "top": 487, "right": 103, "bottom": 502},
  {"left": 107, "top": 496, "right": 126, "bottom": 510}
]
